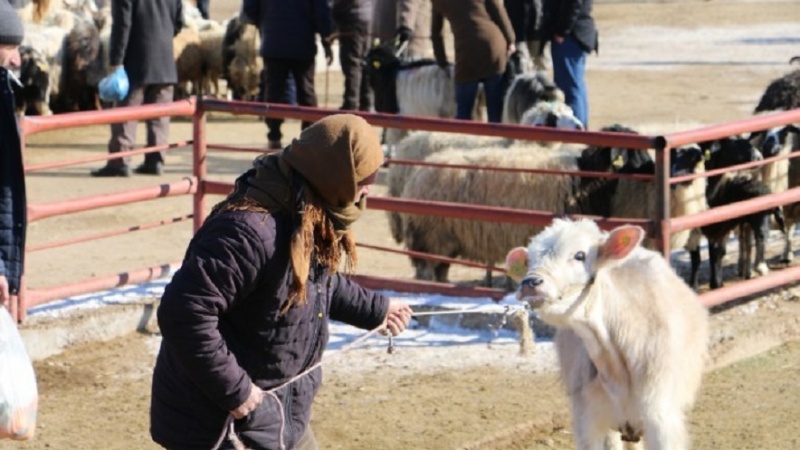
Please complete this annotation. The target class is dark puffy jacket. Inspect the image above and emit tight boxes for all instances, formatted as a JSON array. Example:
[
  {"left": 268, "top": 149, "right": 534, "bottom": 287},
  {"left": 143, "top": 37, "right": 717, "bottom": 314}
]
[
  {"left": 540, "top": 0, "right": 598, "bottom": 53},
  {"left": 243, "top": 0, "right": 333, "bottom": 61},
  {"left": 0, "top": 67, "right": 26, "bottom": 296},
  {"left": 151, "top": 210, "right": 389, "bottom": 450}
]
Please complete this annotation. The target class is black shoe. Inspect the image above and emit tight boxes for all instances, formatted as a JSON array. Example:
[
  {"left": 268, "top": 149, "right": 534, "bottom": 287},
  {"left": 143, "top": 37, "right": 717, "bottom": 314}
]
[
  {"left": 91, "top": 165, "right": 131, "bottom": 177},
  {"left": 134, "top": 161, "right": 163, "bottom": 175}
]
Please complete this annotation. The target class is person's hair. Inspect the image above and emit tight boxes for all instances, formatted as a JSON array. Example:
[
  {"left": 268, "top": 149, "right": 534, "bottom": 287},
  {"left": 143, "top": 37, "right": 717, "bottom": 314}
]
[{"left": 208, "top": 192, "right": 358, "bottom": 314}]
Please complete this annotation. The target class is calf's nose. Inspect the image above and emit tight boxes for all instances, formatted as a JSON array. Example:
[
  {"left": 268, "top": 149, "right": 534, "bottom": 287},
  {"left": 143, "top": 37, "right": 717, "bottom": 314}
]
[{"left": 519, "top": 275, "right": 544, "bottom": 296}]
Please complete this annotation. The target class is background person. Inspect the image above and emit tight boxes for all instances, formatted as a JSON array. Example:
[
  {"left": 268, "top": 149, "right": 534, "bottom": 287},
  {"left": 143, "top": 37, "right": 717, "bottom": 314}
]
[
  {"left": 91, "top": 0, "right": 183, "bottom": 177},
  {"left": 539, "top": 0, "right": 598, "bottom": 128},
  {"left": 431, "top": 0, "right": 516, "bottom": 123},
  {"left": 0, "top": 0, "right": 26, "bottom": 310},
  {"left": 332, "top": 0, "right": 372, "bottom": 111}
]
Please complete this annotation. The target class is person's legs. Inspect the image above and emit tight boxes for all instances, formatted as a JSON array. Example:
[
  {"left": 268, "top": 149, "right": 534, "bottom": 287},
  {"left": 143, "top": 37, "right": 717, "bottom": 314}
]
[
  {"left": 291, "top": 58, "right": 317, "bottom": 131},
  {"left": 93, "top": 86, "right": 144, "bottom": 175},
  {"left": 142, "top": 84, "right": 174, "bottom": 167},
  {"left": 455, "top": 81, "right": 479, "bottom": 121},
  {"left": 550, "top": 36, "right": 588, "bottom": 128},
  {"left": 264, "top": 58, "right": 291, "bottom": 147},
  {"left": 481, "top": 72, "right": 506, "bottom": 123},
  {"left": 338, "top": 30, "right": 369, "bottom": 110}
]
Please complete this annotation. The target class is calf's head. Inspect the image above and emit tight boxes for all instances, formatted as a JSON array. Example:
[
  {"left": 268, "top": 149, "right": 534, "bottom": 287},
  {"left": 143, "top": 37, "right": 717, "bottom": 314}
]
[{"left": 505, "top": 219, "right": 644, "bottom": 322}]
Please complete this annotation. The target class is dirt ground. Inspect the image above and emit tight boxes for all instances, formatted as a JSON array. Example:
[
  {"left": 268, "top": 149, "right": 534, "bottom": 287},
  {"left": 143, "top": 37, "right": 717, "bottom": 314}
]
[{"left": 6, "top": 1, "right": 800, "bottom": 449}]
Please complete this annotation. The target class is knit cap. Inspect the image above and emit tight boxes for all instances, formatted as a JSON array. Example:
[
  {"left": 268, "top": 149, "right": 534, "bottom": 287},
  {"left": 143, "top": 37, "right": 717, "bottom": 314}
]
[{"left": 0, "top": 0, "right": 24, "bottom": 46}]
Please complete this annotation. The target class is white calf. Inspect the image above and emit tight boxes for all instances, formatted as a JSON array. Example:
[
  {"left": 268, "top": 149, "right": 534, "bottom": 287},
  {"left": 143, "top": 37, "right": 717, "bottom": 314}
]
[{"left": 506, "top": 219, "right": 708, "bottom": 450}]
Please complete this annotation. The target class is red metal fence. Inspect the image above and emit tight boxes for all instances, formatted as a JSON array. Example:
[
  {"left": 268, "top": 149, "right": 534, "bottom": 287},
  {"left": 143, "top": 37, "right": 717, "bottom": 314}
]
[{"left": 12, "top": 98, "right": 800, "bottom": 323}]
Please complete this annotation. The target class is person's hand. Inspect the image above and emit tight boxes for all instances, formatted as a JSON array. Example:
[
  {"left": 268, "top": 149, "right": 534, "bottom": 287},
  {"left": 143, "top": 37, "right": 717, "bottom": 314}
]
[
  {"left": 0, "top": 275, "right": 8, "bottom": 309},
  {"left": 322, "top": 40, "right": 334, "bottom": 66},
  {"left": 507, "top": 42, "right": 517, "bottom": 56},
  {"left": 230, "top": 382, "right": 264, "bottom": 419},
  {"left": 109, "top": 64, "right": 123, "bottom": 75},
  {"left": 382, "top": 300, "right": 413, "bottom": 336},
  {"left": 395, "top": 26, "right": 412, "bottom": 45},
  {"left": 554, "top": 34, "right": 565, "bottom": 44}
]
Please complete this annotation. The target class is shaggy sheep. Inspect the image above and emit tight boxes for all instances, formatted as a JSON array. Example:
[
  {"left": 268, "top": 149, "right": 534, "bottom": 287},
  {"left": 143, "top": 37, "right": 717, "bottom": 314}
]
[
  {"left": 506, "top": 218, "right": 708, "bottom": 449},
  {"left": 223, "top": 17, "right": 262, "bottom": 101},
  {"left": 501, "top": 72, "right": 564, "bottom": 125},
  {"left": 14, "top": 46, "right": 52, "bottom": 116},
  {"left": 173, "top": 26, "right": 204, "bottom": 99},
  {"left": 387, "top": 100, "right": 583, "bottom": 244},
  {"left": 754, "top": 59, "right": 800, "bottom": 113},
  {"left": 197, "top": 23, "right": 225, "bottom": 97},
  {"left": 53, "top": 18, "right": 105, "bottom": 112},
  {"left": 20, "top": 24, "right": 69, "bottom": 113}
]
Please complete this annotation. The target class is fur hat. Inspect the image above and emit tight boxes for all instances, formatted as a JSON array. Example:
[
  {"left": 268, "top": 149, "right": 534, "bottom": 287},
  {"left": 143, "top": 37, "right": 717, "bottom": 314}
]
[{"left": 0, "top": 0, "right": 24, "bottom": 46}]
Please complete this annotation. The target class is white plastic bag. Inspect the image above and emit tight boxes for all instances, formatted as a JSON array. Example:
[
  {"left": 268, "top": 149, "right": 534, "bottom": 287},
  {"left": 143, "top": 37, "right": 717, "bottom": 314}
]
[{"left": 0, "top": 307, "right": 38, "bottom": 440}]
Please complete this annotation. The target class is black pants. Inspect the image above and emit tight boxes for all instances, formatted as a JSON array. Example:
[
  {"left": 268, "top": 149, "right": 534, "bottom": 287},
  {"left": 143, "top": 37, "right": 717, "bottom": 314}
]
[
  {"left": 263, "top": 58, "right": 316, "bottom": 143},
  {"left": 337, "top": 29, "right": 370, "bottom": 110}
]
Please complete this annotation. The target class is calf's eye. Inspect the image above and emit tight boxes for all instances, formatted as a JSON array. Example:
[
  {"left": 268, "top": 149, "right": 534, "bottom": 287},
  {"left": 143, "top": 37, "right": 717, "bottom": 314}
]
[{"left": 574, "top": 251, "right": 586, "bottom": 261}]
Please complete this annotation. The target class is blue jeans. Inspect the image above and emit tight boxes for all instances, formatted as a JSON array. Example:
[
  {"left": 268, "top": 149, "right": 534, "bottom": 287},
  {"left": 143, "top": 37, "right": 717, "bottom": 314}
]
[
  {"left": 455, "top": 72, "right": 505, "bottom": 123},
  {"left": 551, "top": 36, "right": 589, "bottom": 129}
]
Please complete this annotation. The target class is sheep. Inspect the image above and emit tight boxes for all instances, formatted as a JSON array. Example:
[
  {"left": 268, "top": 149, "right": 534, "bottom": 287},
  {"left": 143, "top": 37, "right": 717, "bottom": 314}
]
[
  {"left": 223, "top": 16, "right": 262, "bottom": 101},
  {"left": 501, "top": 71, "right": 564, "bottom": 125},
  {"left": 401, "top": 142, "right": 583, "bottom": 284},
  {"left": 688, "top": 137, "right": 776, "bottom": 289},
  {"left": 197, "top": 22, "right": 225, "bottom": 97},
  {"left": 753, "top": 59, "right": 800, "bottom": 113},
  {"left": 20, "top": 24, "right": 69, "bottom": 113},
  {"left": 14, "top": 46, "right": 52, "bottom": 116},
  {"left": 505, "top": 218, "right": 708, "bottom": 450},
  {"left": 173, "top": 26, "right": 204, "bottom": 99},
  {"left": 387, "top": 100, "right": 583, "bottom": 244},
  {"left": 746, "top": 125, "right": 800, "bottom": 262},
  {"left": 53, "top": 18, "right": 105, "bottom": 113}
]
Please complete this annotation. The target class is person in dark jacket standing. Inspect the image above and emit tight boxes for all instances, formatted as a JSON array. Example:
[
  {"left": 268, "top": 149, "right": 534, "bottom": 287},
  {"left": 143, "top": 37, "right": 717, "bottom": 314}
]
[
  {"left": 243, "top": 0, "right": 334, "bottom": 150},
  {"left": 0, "top": 0, "right": 26, "bottom": 311},
  {"left": 150, "top": 114, "right": 413, "bottom": 450},
  {"left": 539, "top": 0, "right": 597, "bottom": 129},
  {"left": 91, "top": 0, "right": 183, "bottom": 177},
  {"left": 431, "top": 0, "right": 516, "bottom": 123},
  {"left": 332, "top": 0, "right": 372, "bottom": 111},
  {"left": 504, "top": 0, "right": 546, "bottom": 71}
]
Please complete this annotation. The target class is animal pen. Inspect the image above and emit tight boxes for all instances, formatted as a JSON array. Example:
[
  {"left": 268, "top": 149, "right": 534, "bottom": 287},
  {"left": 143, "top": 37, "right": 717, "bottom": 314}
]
[{"left": 10, "top": 98, "right": 800, "bottom": 323}]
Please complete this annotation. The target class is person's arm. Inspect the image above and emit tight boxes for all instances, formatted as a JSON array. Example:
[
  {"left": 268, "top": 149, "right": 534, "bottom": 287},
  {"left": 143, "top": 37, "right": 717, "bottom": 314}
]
[
  {"left": 328, "top": 273, "right": 412, "bottom": 335},
  {"left": 430, "top": 7, "right": 447, "bottom": 69},
  {"left": 487, "top": 0, "right": 516, "bottom": 47},
  {"left": 396, "top": 0, "right": 419, "bottom": 42},
  {"left": 554, "top": 0, "right": 581, "bottom": 39},
  {"left": 157, "top": 215, "right": 271, "bottom": 414},
  {"left": 313, "top": 0, "right": 334, "bottom": 65},
  {"left": 109, "top": 0, "right": 133, "bottom": 68}
]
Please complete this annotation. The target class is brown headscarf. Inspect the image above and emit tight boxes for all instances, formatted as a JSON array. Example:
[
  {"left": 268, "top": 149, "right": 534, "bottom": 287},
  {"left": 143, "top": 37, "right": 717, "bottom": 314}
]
[{"left": 219, "top": 114, "right": 384, "bottom": 311}]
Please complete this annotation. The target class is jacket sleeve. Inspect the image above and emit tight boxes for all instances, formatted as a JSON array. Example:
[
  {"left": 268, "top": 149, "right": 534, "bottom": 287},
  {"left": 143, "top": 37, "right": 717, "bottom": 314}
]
[
  {"left": 109, "top": 0, "right": 132, "bottom": 66},
  {"left": 487, "top": 0, "right": 516, "bottom": 45},
  {"left": 554, "top": 0, "right": 581, "bottom": 37},
  {"left": 328, "top": 273, "right": 389, "bottom": 330},
  {"left": 430, "top": 7, "right": 447, "bottom": 67},
  {"left": 157, "top": 215, "right": 271, "bottom": 412}
]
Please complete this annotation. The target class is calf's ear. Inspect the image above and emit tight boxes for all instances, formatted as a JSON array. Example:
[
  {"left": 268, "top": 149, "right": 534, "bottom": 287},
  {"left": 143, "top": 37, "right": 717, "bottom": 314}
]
[
  {"left": 600, "top": 225, "right": 645, "bottom": 262},
  {"left": 505, "top": 247, "right": 529, "bottom": 283}
]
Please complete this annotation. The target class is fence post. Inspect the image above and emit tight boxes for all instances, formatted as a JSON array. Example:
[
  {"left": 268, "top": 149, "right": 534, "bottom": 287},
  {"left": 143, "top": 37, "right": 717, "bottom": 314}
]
[
  {"left": 193, "top": 99, "right": 207, "bottom": 232},
  {"left": 17, "top": 119, "right": 30, "bottom": 323},
  {"left": 654, "top": 136, "right": 672, "bottom": 258}
]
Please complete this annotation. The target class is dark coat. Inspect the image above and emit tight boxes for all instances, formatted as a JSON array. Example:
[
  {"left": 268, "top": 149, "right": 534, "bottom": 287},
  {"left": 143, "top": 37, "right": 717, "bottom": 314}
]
[
  {"left": 150, "top": 210, "right": 389, "bottom": 450},
  {"left": 109, "top": 0, "right": 183, "bottom": 88},
  {"left": 540, "top": 0, "right": 598, "bottom": 53},
  {"left": 503, "top": 0, "right": 542, "bottom": 43},
  {"left": 0, "top": 68, "right": 26, "bottom": 296},
  {"left": 431, "top": 0, "right": 516, "bottom": 83},
  {"left": 243, "top": 0, "right": 333, "bottom": 61}
]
